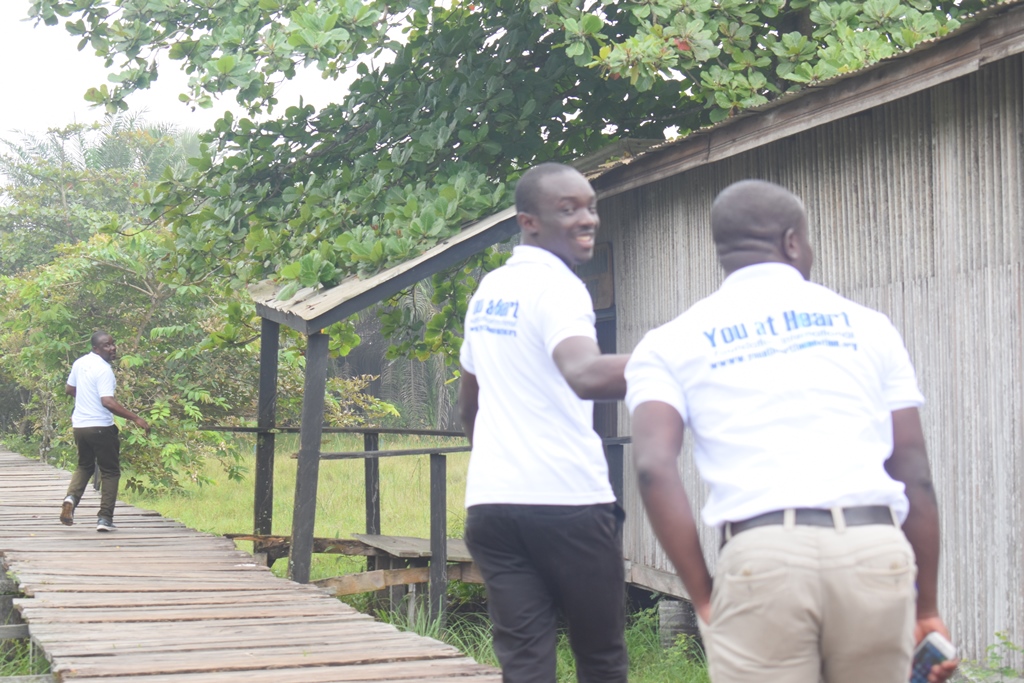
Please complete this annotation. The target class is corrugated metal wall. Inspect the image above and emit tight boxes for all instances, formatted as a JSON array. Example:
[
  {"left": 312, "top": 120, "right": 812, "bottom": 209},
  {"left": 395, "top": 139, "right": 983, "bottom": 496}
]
[{"left": 606, "top": 53, "right": 1024, "bottom": 665}]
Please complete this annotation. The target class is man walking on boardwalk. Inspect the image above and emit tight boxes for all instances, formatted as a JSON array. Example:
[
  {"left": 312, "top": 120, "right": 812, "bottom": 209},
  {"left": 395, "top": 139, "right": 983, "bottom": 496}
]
[
  {"left": 458, "top": 163, "right": 630, "bottom": 682},
  {"left": 60, "top": 331, "right": 149, "bottom": 532},
  {"left": 625, "top": 179, "right": 957, "bottom": 683}
]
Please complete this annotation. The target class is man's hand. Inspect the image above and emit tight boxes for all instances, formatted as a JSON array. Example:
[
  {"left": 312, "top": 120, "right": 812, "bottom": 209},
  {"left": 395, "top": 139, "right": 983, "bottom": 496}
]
[
  {"left": 914, "top": 616, "right": 958, "bottom": 683},
  {"left": 134, "top": 416, "right": 151, "bottom": 436}
]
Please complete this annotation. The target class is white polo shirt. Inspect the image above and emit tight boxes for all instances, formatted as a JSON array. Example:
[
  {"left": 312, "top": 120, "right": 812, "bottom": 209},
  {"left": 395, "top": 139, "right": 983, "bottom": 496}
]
[
  {"left": 460, "top": 245, "right": 615, "bottom": 507},
  {"left": 625, "top": 262, "right": 924, "bottom": 526},
  {"left": 67, "top": 352, "right": 116, "bottom": 428}
]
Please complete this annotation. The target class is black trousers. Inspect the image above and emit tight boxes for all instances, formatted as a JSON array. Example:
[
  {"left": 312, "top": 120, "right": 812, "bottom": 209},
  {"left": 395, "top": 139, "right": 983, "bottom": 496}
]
[
  {"left": 465, "top": 503, "right": 628, "bottom": 683},
  {"left": 68, "top": 425, "right": 120, "bottom": 521}
]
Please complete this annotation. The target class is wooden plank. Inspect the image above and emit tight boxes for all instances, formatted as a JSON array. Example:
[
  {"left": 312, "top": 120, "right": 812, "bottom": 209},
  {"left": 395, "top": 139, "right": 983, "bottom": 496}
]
[
  {"left": 315, "top": 563, "right": 483, "bottom": 596},
  {"left": 223, "top": 534, "right": 381, "bottom": 557},
  {"left": 316, "top": 567, "right": 429, "bottom": 595},
  {"left": 52, "top": 642, "right": 467, "bottom": 677},
  {"left": 16, "top": 589, "right": 329, "bottom": 608},
  {"left": 41, "top": 626, "right": 430, "bottom": 658},
  {"left": 23, "top": 614, "right": 360, "bottom": 641},
  {"left": 626, "top": 561, "right": 690, "bottom": 601},
  {"left": 18, "top": 601, "right": 351, "bottom": 623},
  {"left": 66, "top": 658, "right": 501, "bottom": 683},
  {"left": 353, "top": 534, "right": 473, "bottom": 562}
]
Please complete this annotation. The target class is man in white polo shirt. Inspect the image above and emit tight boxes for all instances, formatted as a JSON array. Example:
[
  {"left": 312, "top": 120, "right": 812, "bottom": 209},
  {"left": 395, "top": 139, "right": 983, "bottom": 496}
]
[
  {"left": 625, "top": 180, "right": 957, "bottom": 683},
  {"left": 458, "top": 163, "right": 630, "bottom": 682},
  {"left": 60, "top": 331, "right": 150, "bottom": 532}
]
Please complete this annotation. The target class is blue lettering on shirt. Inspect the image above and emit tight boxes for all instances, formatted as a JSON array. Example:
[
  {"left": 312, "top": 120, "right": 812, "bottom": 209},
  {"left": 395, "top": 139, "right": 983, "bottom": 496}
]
[
  {"left": 468, "top": 298, "right": 521, "bottom": 337},
  {"left": 704, "top": 309, "right": 857, "bottom": 369}
]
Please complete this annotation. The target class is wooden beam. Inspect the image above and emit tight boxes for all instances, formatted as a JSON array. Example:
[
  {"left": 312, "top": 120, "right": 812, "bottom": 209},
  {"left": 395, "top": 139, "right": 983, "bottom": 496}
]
[
  {"left": 254, "top": 318, "right": 279, "bottom": 537},
  {"left": 429, "top": 453, "right": 448, "bottom": 625},
  {"left": 251, "top": 211, "right": 519, "bottom": 335},
  {"left": 314, "top": 563, "right": 483, "bottom": 597},
  {"left": 0, "top": 623, "right": 28, "bottom": 639},
  {"left": 288, "top": 332, "right": 330, "bottom": 584},
  {"left": 203, "top": 425, "right": 465, "bottom": 437},
  {"left": 224, "top": 535, "right": 382, "bottom": 557},
  {"left": 626, "top": 561, "right": 691, "bottom": 601},
  {"left": 320, "top": 445, "right": 470, "bottom": 460}
]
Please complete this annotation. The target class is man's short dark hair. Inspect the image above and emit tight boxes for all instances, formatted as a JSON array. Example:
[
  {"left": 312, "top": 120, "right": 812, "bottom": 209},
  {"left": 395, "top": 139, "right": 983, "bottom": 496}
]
[
  {"left": 91, "top": 331, "right": 110, "bottom": 349},
  {"left": 515, "top": 163, "right": 579, "bottom": 215}
]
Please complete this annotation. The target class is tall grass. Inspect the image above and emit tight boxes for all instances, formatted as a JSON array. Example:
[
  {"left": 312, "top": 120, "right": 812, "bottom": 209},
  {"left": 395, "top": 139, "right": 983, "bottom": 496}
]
[
  {"left": 379, "top": 604, "right": 709, "bottom": 683},
  {"left": 0, "top": 639, "right": 50, "bottom": 677}
]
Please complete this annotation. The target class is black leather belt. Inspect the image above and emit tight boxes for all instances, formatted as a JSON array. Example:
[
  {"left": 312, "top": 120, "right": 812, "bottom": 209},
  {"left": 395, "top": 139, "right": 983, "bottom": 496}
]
[{"left": 723, "top": 505, "right": 894, "bottom": 545}]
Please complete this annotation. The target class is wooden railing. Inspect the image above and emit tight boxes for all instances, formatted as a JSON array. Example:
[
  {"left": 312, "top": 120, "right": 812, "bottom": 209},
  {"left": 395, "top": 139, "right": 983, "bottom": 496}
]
[{"left": 204, "top": 424, "right": 627, "bottom": 624}]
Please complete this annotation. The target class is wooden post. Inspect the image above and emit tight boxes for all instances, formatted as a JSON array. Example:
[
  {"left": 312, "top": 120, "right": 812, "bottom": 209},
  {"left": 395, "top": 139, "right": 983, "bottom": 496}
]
[
  {"left": 428, "top": 452, "right": 448, "bottom": 626},
  {"left": 288, "top": 331, "right": 330, "bottom": 584},
  {"left": 364, "top": 432, "right": 381, "bottom": 537},
  {"left": 254, "top": 318, "right": 279, "bottom": 539}
]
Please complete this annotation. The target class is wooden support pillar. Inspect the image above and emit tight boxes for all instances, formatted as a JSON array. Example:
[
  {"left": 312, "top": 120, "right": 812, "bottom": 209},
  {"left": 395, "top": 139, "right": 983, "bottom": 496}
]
[
  {"left": 364, "top": 430, "right": 387, "bottom": 609},
  {"left": 288, "top": 331, "right": 330, "bottom": 584},
  {"left": 254, "top": 318, "right": 280, "bottom": 538},
  {"left": 429, "top": 452, "right": 448, "bottom": 626},
  {"left": 364, "top": 432, "right": 381, "bottom": 537}
]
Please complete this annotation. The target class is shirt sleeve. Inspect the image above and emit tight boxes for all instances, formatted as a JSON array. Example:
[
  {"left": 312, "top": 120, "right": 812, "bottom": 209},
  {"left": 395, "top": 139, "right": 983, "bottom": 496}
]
[
  {"left": 96, "top": 366, "right": 116, "bottom": 398},
  {"left": 878, "top": 318, "right": 925, "bottom": 411},
  {"left": 66, "top": 363, "right": 78, "bottom": 388},
  {"left": 541, "top": 279, "right": 597, "bottom": 356},
  {"left": 625, "top": 331, "right": 688, "bottom": 422},
  {"left": 459, "top": 328, "right": 475, "bottom": 375}
]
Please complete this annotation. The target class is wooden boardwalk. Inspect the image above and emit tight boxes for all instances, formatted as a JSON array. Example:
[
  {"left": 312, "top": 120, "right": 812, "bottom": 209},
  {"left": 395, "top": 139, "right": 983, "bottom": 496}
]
[{"left": 0, "top": 449, "right": 500, "bottom": 682}]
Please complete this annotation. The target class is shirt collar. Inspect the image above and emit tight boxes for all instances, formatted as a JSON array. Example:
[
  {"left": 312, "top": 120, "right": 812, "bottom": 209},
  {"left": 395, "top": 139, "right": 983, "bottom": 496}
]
[
  {"left": 507, "top": 244, "right": 575, "bottom": 274},
  {"left": 720, "top": 262, "right": 805, "bottom": 290}
]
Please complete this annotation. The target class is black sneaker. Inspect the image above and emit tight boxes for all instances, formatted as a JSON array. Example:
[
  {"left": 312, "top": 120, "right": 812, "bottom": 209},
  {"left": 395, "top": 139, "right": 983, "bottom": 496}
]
[
  {"left": 60, "top": 497, "right": 75, "bottom": 526},
  {"left": 96, "top": 518, "right": 117, "bottom": 532}
]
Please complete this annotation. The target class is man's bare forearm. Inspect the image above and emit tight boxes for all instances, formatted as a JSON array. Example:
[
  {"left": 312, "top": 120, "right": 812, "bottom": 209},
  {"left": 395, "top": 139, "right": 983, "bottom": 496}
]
[
  {"left": 886, "top": 407, "right": 941, "bottom": 617},
  {"left": 633, "top": 401, "right": 713, "bottom": 616}
]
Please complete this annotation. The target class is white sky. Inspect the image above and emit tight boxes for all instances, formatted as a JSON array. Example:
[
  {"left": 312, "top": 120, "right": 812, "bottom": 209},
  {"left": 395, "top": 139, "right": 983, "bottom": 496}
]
[{"left": 0, "top": 1, "right": 352, "bottom": 141}]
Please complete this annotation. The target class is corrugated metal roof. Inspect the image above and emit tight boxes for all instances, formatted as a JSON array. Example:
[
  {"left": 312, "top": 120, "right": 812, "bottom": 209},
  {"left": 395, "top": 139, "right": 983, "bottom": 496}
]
[{"left": 585, "top": 0, "right": 1024, "bottom": 182}]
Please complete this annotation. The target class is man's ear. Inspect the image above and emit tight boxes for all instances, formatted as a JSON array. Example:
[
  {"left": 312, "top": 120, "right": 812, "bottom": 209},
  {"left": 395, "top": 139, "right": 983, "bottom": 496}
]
[
  {"left": 518, "top": 211, "right": 538, "bottom": 237},
  {"left": 782, "top": 227, "right": 801, "bottom": 261}
]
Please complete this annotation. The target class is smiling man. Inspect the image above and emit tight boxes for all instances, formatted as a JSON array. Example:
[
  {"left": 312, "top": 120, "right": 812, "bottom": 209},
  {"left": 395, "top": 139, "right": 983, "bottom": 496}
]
[
  {"left": 60, "top": 331, "right": 150, "bottom": 532},
  {"left": 458, "top": 163, "right": 630, "bottom": 682}
]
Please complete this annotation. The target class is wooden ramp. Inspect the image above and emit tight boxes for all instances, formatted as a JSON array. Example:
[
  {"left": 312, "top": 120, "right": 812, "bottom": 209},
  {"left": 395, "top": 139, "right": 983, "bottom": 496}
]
[{"left": 0, "top": 450, "right": 500, "bottom": 682}]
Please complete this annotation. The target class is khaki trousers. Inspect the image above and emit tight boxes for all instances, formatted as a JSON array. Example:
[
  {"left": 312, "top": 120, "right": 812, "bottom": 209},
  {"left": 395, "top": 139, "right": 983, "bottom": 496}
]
[
  {"left": 698, "top": 522, "right": 916, "bottom": 683},
  {"left": 68, "top": 425, "right": 121, "bottom": 521}
]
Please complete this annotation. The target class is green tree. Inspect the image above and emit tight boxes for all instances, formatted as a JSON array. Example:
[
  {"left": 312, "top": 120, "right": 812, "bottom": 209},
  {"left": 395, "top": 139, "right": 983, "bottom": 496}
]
[
  {"left": 25, "top": 0, "right": 993, "bottom": 362},
  {"left": 0, "top": 114, "right": 198, "bottom": 275},
  {"left": 0, "top": 116, "right": 395, "bottom": 489}
]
